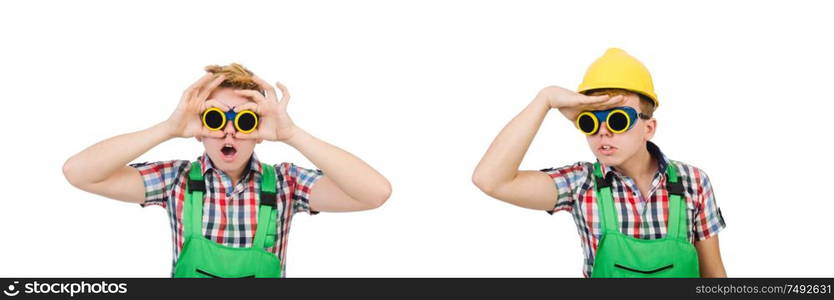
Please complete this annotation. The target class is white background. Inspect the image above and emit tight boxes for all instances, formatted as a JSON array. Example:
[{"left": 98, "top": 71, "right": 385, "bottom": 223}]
[{"left": 1, "top": 0, "right": 832, "bottom": 277}]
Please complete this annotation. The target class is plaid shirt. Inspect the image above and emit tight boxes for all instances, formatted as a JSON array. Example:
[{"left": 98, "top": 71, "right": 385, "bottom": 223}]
[
  {"left": 541, "top": 141, "right": 725, "bottom": 278},
  {"left": 129, "top": 153, "right": 323, "bottom": 277}
]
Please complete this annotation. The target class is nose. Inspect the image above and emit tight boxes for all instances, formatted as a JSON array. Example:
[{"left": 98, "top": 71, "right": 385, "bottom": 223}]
[
  {"left": 596, "top": 121, "right": 613, "bottom": 137},
  {"left": 222, "top": 120, "right": 236, "bottom": 136}
]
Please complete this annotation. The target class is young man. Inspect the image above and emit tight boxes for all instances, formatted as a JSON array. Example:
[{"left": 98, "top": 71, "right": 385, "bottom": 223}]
[
  {"left": 472, "top": 48, "right": 726, "bottom": 277},
  {"left": 63, "top": 63, "right": 392, "bottom": 277}
]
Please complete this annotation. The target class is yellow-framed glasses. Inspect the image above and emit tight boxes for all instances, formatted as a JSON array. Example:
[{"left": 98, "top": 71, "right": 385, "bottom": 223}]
[
  {"left": 201, "top": 108, "right": 259, "bottom": 134},
  {"left": 575, "top": 106, "right": 649, "bottom": 135}
]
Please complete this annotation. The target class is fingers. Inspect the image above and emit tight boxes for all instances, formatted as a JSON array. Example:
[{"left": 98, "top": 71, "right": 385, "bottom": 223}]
[
  {"left": 274, "top": 81, "right": 290, "bottom": 103},
  {"left": 584, "top": 95, "right": 625, "bottom": 110},
  {"left": 180, "top": 73, "right": 215, "bottom": 105},
  {"left": 585, "top": 94, "right": 612, "bottom": 103},
  {"left": 203, "top": 99, "right": 230, "bottom": 112},
  {"left": 578, "top": 94, "right": 611, "bottom": 105},
  {"left": 233, "top": 130, "right": 260, "bottom": 140},
  {"left": 250, "top": 76, "right": 290, "bottom": 105},
  {"left": 200, "top": 127, "right": 226, "bottom": 139},
  {"left": 195, "top": 74, "right": 226, "bottom": 102},
  {"left": 251, "top": 76, "right": 277, "bottom": 101},
  {"left": 185, "top": 73, "right": 215, "bottom": 95},
  {"left": 594, "top": 95, "right": 626, "bottom": 108},
  {"left": 233, "top": 89, "right": 268, "bottom": 105},
  {"left": 232, "top": 102, "right": 258, "bottom": 113}
]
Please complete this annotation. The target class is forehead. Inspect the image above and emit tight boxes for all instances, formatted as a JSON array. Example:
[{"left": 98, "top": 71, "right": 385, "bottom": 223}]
[{"left": 208, "top": 87, "right": 255, "bottom": 107}]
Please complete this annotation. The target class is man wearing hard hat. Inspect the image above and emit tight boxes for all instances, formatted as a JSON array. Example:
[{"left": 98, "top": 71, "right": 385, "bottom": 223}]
[{"left": 472, "top": 48, "right": 727, "bottom": 277}]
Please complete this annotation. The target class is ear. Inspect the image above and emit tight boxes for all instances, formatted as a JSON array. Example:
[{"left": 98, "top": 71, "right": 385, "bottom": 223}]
[{"left": 644, "top": 118, "right": 657, "bottom": 141}]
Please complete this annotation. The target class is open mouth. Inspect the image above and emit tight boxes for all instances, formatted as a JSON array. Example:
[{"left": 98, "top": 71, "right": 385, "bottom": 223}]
[
  {"left": 220, "top": 143, "right": 237, "bottom": 160},
  {"left": 599, "top": 144, "right": 617, "bottom": 155}
]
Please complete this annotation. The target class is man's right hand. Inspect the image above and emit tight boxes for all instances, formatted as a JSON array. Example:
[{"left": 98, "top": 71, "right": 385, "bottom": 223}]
[
  {"left": 164, "top": 73, "right": 229, "bottom": 139},
  {"left": 64, "top": 72, "right": 232, "bottom": 205},
  {"left": 537, "top": 85, "right": 625, "bottom": 121}
]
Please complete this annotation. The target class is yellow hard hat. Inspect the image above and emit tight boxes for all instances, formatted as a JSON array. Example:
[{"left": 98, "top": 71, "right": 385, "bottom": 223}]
[{"left": 577, "top": 48, "right": 658, "bottom": 107}]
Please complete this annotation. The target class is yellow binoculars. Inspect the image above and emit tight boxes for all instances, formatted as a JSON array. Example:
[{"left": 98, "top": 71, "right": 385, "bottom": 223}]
[{"left": 201, "top": 108, "right": 259, "bottom": 134}]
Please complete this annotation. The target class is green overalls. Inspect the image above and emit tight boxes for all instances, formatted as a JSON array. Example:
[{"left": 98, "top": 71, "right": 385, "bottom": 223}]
[
  {"left": 590, "top": 162, "right": 700, "bottom": 278},
  {"left": 173, "top": 161, "right": 282, "bottom": 278}
]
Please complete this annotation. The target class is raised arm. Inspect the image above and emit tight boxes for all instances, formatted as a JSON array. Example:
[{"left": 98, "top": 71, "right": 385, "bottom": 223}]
[
  {"left": 62, "top": 73, "right": 227, "bottom": 203},
  {"left": 472, "top": 86, "right": 623, "bottom": 210},
  {"left": 232, "top": 77, "right": 391, "bottom": 212}
]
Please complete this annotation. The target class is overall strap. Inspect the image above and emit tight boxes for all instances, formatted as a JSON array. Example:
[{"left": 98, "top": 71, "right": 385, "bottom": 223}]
[
  {"left": 664, "top": 163, "right": 688, "bottom": 240},
  {"left": 184, "top": 161, "right": 205, "bottom": 240},
  {"left": 252, "top": 163, "right": 278, "bottom": 249},
  {"left": 593, "top": 162, "right": 618, "bottom": 234}
]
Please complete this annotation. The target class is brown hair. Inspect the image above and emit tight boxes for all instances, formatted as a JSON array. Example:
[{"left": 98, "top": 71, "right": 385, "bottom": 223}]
[
  {"left": 586, "top": 88, "right": 655, "bottom": 118},
  {"left": 204, "top": 63, "right": 261, "bottom": 92}
]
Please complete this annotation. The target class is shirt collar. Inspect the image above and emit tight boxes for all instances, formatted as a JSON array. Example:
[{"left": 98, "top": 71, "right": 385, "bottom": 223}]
[
  {"left": 597, "top": 141, "right": 669, "bottom": 179},
  {"left": 198, "top": 152, "right": 263, "bottom": 177}
]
